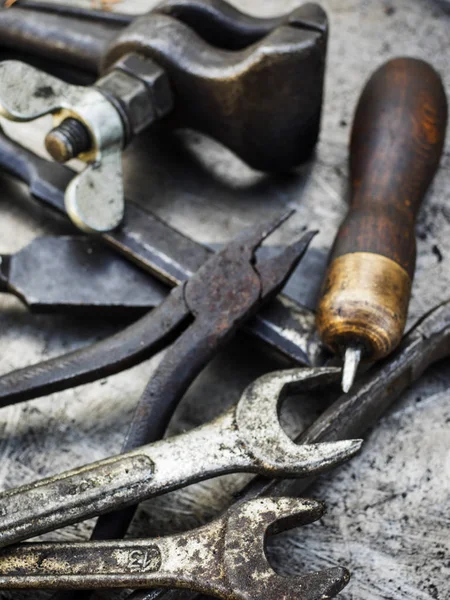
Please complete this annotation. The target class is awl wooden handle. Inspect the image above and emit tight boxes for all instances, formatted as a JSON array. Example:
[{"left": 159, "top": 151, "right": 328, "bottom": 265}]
[{"left": 317, "top": 57, "right": 448, "bottom": 361}]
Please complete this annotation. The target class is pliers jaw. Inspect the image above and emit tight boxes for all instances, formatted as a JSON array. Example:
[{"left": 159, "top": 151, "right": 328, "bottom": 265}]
[
  {"left": 184, "top": 211, "right": 315, "bottom": 326},
  {"left": 255, "top": 230, "right": 318, "bottom": 302},
  {"left": 224, "top": 210, "right": 317, "bottom": 303}
]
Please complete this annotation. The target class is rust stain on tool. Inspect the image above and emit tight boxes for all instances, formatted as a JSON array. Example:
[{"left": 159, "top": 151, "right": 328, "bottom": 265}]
[
  {"left": 0, "top": 497, "right": 350, "bottom": 599},
  {"left": 0, "top": 367, "right": 361, "bottom": 547}
]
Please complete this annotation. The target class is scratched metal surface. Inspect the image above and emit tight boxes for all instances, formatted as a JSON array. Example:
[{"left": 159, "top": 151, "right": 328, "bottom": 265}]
[{"left": 0, "top": 1, "right": 449, "bottom": 599}]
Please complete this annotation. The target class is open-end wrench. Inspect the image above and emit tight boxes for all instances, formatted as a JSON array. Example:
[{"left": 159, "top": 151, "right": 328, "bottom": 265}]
[
  {"left": 37, "top": 297, "right": 450, "bottom": 600},
  {"left": 0, "top": 497, "right": 350, "bottom": 599},
  {"left": 0, "top": 127, "right": 322, "bottom": 366},
  {"left": 0, "top": 367, "right": 361, "bottom": 548}
]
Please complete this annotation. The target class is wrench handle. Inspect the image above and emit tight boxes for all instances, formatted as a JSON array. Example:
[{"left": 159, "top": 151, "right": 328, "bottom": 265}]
[
  {"left": 0, "top": 529, "right": 224, "bottom": 593},
  {"left": 0, "top": 411, "right": 243, "bottom": 548}
]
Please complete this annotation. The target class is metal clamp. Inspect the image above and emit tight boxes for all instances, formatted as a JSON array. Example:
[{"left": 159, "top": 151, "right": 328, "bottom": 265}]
[
  {"left": 0, "top": 60, "right": 124, "bottom": 233},
  {"left": 0, "top": 0, "right": 328, "bottom": 233}
]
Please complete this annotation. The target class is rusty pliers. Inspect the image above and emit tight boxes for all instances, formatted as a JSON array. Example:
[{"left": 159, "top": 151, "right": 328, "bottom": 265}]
[
  {"left": 0, "top": 211, "right": 310, "bottom": 418},
  {"left": 0, "top": 211, "right": 315, "bottom": 543},
  {"left": 0, "top": 124, "right": 320, "bottom": 367}
]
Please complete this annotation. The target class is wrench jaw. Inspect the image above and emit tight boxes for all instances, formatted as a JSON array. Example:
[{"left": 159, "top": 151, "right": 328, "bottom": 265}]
[
  {"left": 235, "top": 367, "right": 363, "bottom": 477},
  {"left": 224, "top": 498, "right": 350, "bottom": 600},
  {"left": 0, "top": 497, "right": 347, "bottom": 598}
]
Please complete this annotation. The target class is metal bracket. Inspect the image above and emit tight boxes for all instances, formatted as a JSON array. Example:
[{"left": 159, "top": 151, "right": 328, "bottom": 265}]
[{"left": 0, "top": 60, "right": 124, "bottom": 233}]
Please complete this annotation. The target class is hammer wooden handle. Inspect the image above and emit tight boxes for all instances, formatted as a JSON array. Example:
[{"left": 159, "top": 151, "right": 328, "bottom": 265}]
[{"left": 317, "top": 57, "right": 448, "bottom": 361}]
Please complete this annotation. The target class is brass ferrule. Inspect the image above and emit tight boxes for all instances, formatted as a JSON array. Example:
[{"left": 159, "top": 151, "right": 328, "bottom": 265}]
[{"left": 316, "top": 252, "right": 412, "bottom": 361}]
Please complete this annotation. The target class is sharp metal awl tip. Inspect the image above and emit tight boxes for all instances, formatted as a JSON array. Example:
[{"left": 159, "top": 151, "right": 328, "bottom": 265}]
[{"left": 342, "top": 345, "right": 362, "bottom": 393}]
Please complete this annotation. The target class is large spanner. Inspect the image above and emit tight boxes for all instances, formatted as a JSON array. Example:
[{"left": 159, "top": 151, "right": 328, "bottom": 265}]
[
  {"left": 0, "top": 367, "right": 361, "bottom": 548},
  {"left": 0, "top": 497, "right": 349, "bottom": 599}
]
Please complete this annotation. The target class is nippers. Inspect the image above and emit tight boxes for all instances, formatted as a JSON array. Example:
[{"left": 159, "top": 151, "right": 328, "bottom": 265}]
[
  {"left": 0, "top": 125, "right": 319, "bottom": 366},
  {"left": 0, "top": 212, "right": 312, "bottom": 416}
]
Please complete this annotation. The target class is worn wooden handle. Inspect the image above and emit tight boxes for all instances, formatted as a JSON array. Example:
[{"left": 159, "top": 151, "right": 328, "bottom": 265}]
[
  {"left": 316, "top": 58, "right": 448, "bottom": 360},
  {"left": 334, "top": 57, "right": 447, "bottom": 275}
]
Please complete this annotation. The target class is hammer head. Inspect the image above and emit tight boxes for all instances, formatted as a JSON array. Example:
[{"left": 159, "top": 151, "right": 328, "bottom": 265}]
[{"left": 223, "top": 497, "right": 350, "bottom": 600}]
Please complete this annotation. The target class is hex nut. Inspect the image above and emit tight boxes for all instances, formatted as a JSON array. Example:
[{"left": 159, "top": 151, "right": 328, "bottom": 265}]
[
  {"left": 111, "top": 53, "right": 174, "bottom": 119},
  {"left": 96, "top": 69, "right": 156, "bottom": 140}
]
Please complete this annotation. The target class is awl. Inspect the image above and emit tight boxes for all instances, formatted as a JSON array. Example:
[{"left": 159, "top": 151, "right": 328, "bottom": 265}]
[{"left": 316, "top": 57, "right": 448, "bottom": 392}]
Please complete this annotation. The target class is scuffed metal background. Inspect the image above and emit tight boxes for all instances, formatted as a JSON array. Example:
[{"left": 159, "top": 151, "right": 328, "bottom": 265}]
[{"left": 0, "top": 0, "right": 449, "bottom": 598}]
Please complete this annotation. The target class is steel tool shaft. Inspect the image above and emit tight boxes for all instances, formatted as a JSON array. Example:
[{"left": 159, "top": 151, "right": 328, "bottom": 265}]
[
  {"left": 0, "top": 0, "right": 323, "bottom": 76},
  {"left": 316, "top": 57, "right": 448, "bottom": 391}
]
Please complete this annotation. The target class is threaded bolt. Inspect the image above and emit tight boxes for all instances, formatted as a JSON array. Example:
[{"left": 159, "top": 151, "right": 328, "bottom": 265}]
[{"left": 45, "top": 118, "right": 92, "bottom": 163}]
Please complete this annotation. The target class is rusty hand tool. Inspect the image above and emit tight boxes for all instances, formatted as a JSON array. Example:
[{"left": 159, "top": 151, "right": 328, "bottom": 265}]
[
  {"left": 0, "top": 497, "right": 350, "bottom": 599},
  {"left": 0, "top": 213, "right": 318, "bottom": 565},
  {"left": 0, "top": 212, "right": 313, "bottom": 408},
  {"left": 128, "top": 297, "right": 450, "bottom": 600},
  {"left": 0, "top": 212, "right": 316, "bottom": 549},
  {"left": 0, "top": 235, "right": 168, "bottom": 316},
  {"left": 46, "top": 217, "right": 316, "bottom": 576},
  {"left": 0, "top": 367, "right": 361, "bottom": 547},
  {"left": 0, "top": 0, "right": 327, "bottom": 232},
  {"left": 0, "top": 126, "right": 322, "bottom": 366},
  {"left": 316, "top": 57, "right": 448, "bottom": 392}
]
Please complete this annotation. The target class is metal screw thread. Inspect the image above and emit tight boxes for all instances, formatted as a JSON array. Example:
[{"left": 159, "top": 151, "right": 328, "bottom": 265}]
[{"left": 45, "top": 118, "right": 92, "bottom": 163}]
